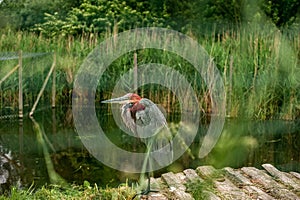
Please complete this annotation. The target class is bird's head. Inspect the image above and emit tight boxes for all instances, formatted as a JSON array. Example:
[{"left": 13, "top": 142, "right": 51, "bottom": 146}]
[{"left": 101, "top": 93, "right": 141, "bottom": 104}]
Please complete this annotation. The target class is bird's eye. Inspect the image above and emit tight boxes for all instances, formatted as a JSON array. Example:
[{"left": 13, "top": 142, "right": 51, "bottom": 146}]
[{"left": 125, "top": 103, "right": 134, "bottom": 109}]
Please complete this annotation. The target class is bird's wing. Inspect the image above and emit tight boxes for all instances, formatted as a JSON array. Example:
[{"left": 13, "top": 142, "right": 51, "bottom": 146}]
[
  {"left": 135, "top": 98, "right": 166, "bottom": 138},
  {"left": 121, "top": 104, "right": 137, "bottom": 137},
  {"left": 136, "top": 98, "right": 173, "bottom": 166}
]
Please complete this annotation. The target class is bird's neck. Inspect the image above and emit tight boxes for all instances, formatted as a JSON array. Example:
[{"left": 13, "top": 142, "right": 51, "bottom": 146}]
[{"left": 129, "top": 102, "right": 145, "bottom": 121}]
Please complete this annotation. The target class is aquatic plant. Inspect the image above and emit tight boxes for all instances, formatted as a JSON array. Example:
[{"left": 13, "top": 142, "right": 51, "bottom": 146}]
[{"left": 0, "top": 26, "right": 299, "bottom": 120}]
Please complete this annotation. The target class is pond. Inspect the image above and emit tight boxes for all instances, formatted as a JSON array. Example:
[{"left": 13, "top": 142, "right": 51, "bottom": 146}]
[{"left": 0, "top": 106, "right": 299, "bottom": 193}]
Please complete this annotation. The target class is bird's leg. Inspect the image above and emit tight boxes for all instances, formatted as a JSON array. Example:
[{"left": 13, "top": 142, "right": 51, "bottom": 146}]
[
  {"left": 132, "top": 172, "right": 158, "bottom": 199},
  {"left": 142, "top": 140, "right": 159, "bottom": 194},
  {"left": 133, "top": 140, "right": 159, "bottom": 199},
  {"left": 146, "top": 172, "right": 151, "bottom": 192},
  {"left": 141, "top": 171, "right": 158, "bottom": 195}
]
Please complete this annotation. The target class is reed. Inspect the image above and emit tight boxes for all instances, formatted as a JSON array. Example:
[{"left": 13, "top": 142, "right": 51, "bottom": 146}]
[{"left": 0, "top": 26, "right": 299, "bottom": 120}]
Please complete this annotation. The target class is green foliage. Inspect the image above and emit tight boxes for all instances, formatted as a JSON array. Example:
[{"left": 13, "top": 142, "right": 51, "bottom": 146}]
[
  {"left": 33, "top": 0, "right": 167, "bottom": 36},
  {"left": 200, "top": 0, "right": 244, "bottom": 24},
  {"left": 262, "top": 0, "right": 300, "bottom": 27},
  {"left": 0, "top": 184, "right": 135, "bottom": 200},
  {"left": 0, "top": 0, "right": 82, "bottom": 30},
  {"left": 1, "top": 0, "right": 299, "bottom": 32},
  {"left": 167, "top": 0, "right": 300, "bottom": 32}
]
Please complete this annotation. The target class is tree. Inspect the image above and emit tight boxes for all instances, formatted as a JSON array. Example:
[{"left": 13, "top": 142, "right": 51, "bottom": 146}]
[
  {"left": 262, "top": 0, "right": 300, "bottom": 27},
  {"left": 0, "top": 0, "right": 82, "bottom": 29},
  {"left": 34, "top": 0, "right": 168, "bottom": 36},
  {"left": 164, "top": 0, "right": 299, "bottom": 31},
  {"left": 1, "top": 0, "right": 299, "bottom": 32}
]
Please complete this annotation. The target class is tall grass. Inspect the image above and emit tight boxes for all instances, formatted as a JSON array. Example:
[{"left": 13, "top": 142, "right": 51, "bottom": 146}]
[
  {"left": 199, "top": 25, "right": 300, "bottom": 120},
  {"left": 0, "top": 26, "right": 299, "bottom": 120}
]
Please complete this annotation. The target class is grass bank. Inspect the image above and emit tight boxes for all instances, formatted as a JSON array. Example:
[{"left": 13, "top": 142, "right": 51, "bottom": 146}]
[
  {"left": 0, "top": 26, "right": 299, "bottom": 119},
  {"left": 0, "top": 182, "right": 135, "bottom": 200}
]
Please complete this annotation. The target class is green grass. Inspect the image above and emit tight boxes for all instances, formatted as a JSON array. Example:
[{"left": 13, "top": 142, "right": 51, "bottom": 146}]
[
  {"left": 186, "top": 170, "right": 223, "bottom": 200},
  {"left": 0, "top": 182, "right": 135, "bottom": 200},
  {"left": 0, "top": 26, "right": 299, "bottom": 119},
  {"left": 186, "top": 179, "right": 215, "bottom": 200}
]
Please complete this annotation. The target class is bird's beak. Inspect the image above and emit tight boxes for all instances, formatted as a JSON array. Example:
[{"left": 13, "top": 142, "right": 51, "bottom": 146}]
[{"left": 101, "top": 95, "right": 130, "bottom": 104}]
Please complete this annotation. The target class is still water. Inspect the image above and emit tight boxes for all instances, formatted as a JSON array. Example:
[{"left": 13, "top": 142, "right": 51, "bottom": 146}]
[{"left": 0, "top": 106, "right": 299, "bottom": 193}]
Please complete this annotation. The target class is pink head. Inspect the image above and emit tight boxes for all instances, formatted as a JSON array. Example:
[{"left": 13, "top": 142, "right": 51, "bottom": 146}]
[{"left": 101, "top": 93, "right": 141, "bottom": 104}]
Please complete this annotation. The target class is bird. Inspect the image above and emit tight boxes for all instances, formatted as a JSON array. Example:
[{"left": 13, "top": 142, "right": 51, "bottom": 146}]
[{"left": 101, "top": 93, "right": 173, "bottom": 196}]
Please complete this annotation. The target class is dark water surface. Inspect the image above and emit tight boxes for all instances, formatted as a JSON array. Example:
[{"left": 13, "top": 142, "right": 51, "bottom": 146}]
[{"left": 0, "top": 106, "right": 299, "bottom": 192}]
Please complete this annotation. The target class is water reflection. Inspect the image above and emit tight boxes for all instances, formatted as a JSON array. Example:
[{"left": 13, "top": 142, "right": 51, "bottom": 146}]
[
  {"left": 0, "top": 107, "right": 299, "bottom": 194},
  {"left": 201, "top": 119, "right": 300, "bottom": 170},
  {"left": 30, "top": 116, "right": 66, "bottom": 186}
]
